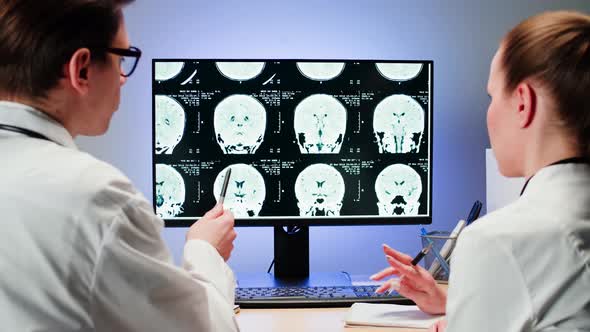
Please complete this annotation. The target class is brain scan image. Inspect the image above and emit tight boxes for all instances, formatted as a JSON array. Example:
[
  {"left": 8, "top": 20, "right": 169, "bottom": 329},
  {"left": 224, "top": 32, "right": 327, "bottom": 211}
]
[
  {"left": 215, "top": 62, "right": 265, "bottom": 81},
  {"left": 155, "top": 62, "right": 185, "bottom": 81},
  {"left": 376, "top": 63, "right": 423, "bottom": 81},
  {"left": 155, "top": 164, "right": 186, "bottom": 218},
  {"left": 294, "top": 94, "right": 347, "bottom": 154},
  {"left": 155, "top": 95, "right": 186, "bottom": 154},
  {"left": 213, "top": 164, "right": 266, "bottom": 217},
  {"left": 294, "top": 164, "right": 345, "bottom": 217},
  {"left": 296, "top": 62, "right": 345, "bottom": 81},
  {"left": 214, "top": 94, "right": 266, "bottom": 154},
  {"left": 375, "top": 164, "right": 422, "bottom": 216},
  {"left": 373, "top": 94, "right": 425, "bottom": 154}
]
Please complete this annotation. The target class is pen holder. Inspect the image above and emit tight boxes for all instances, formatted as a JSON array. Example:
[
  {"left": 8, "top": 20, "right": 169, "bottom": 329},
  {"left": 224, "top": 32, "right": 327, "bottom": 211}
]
[{"left": 420, "top": 231, "right": 457, "bottom": 282}]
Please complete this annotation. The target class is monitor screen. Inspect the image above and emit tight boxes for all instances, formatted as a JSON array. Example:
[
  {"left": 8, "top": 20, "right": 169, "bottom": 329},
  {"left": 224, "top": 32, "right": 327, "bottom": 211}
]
[{"left": 152, "top": 60, "right": 432, "bottom": 226}]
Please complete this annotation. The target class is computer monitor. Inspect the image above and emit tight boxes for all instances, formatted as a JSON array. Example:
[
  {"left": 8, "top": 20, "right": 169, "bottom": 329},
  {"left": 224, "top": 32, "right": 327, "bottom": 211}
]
[{"left": 152, "top": 59, "right": 432, "bottom": 281}]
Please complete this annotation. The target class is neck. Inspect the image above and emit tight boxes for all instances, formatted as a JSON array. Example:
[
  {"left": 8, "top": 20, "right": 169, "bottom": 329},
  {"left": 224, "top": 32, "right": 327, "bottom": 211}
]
[
  {"left": 4, "top": 94, "right": 78, "bottom": 137},
  {"left": 522, "top": 128, "right": 581, "bottom": 179}
]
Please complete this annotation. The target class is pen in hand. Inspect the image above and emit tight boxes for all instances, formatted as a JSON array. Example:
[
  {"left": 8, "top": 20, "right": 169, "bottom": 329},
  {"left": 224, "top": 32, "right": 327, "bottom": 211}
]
[
  {"left": 411, "top": 242, "right": 433, "bottom": 266},
  {"left": 219, "top": 168, "right": 232, "bottom": 205},
  {"left": 386, "top": 243, "right": 433, "bottom": 295}
]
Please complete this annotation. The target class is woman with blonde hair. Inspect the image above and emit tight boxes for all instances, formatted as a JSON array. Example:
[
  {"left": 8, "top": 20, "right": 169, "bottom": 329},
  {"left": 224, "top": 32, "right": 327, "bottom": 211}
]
[{"left": 372, "top": 10, "right": 590, "bottom": 332}]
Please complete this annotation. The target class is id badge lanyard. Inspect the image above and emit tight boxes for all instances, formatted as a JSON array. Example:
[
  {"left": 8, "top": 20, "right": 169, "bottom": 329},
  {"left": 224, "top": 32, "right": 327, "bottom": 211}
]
[{"left": 0, "top": 124, "right": 53, "bottom": 143}]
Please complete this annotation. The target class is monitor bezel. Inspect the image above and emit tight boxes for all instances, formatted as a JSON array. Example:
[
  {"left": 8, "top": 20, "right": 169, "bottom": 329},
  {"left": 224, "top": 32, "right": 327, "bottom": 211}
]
[{"left": 151, "top": 59, "right": 433, "bottom": 227}]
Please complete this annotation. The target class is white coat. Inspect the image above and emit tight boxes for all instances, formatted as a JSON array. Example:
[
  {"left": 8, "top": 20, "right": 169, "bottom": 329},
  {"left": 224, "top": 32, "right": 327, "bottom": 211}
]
[
  {"left": 446, "top": 162, "right": 590, "bottom": 331},
  {"left": 0, "top": 101, "right": 239, "bottom": 332}
]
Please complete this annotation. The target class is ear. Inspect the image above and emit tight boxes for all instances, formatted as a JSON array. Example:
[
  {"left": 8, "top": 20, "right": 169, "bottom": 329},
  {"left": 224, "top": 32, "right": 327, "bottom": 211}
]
[
  {"left": 515, "top": 81, "right": 537, "bottom": 128},
  {"left": 63, "top": 48, "right": 92, "bottom": 95}
]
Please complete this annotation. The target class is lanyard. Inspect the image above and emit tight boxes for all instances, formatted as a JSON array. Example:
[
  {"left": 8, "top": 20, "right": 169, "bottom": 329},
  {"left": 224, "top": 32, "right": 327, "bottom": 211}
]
[{"left": 0, "top": 123, "right": 53, "bottom": 143}]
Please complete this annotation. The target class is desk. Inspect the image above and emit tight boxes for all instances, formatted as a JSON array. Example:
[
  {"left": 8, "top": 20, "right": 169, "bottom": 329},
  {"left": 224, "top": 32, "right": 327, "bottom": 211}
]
[{"left": 236, "top": 307, "right": 429, "bottom": 332}]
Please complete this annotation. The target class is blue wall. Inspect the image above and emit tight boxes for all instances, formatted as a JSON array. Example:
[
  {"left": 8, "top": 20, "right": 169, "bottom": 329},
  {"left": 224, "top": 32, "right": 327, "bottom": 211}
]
[{"left": 76, "top": 0, "right": 590, "bottom": 276}]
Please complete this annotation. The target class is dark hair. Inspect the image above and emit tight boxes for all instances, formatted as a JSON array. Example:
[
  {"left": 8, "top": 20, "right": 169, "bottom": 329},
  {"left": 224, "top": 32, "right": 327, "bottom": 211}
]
[
  {"left": 501, "top": 10, "right": 590, "bottom": 159},
  {"left": 0, "top": 0, "right": 134, "bottom": 99}
]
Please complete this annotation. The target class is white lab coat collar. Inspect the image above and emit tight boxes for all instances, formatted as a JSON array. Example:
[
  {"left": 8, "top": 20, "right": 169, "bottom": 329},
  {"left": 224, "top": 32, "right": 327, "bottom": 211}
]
[
  {"left": 0, "top": 101, "right": 77, "bottom": 149},
  {"left": 521, "top": 162, "right": 589, "bottom": 198}
]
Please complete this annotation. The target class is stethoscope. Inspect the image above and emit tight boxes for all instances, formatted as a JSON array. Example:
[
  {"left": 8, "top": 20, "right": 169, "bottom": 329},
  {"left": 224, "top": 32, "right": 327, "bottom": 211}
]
[{"left": 0, "top": 123, "right": 54, "bottom": 143}]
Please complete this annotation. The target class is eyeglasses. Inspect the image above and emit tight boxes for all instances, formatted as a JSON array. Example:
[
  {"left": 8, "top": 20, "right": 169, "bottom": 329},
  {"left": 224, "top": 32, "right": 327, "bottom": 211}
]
[{"left": 105, "top": 46, "right": 142, "bottom": 77}]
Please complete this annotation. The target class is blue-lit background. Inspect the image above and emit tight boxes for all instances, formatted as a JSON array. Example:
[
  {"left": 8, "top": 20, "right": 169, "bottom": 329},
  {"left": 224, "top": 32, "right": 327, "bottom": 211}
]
[{"left": 76, "top": 0, "right": 590, "bottom": 276}]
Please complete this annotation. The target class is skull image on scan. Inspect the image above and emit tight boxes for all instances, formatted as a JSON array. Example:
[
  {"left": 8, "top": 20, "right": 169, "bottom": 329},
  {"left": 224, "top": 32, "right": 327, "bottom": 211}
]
[
  {"left": 375, "top": 63, "right": 423, "bottom": 81},
  {"left": 294, "top": 94, "right": 347, "bottom": 154},
  {"left": 296, "top": 62, "right": 345, "bottom": 81},
  {"left": 215, "top": 62, "right": 265, "bottom": 81},
  {"left": 213, "top": 164, "right": 266, "bottom": 217},
  {"left": 155, "top": 95, "right": 185, "bottom": 154},
  {"left": 375, "top": 164, "right": 422, "bottom": 216},
  {"left": 155, "top": 164, "right": 186, "bottom": 218},
  {"left": 295, "top": 164, "right": 345, "bottom": 217},
  {"left": 155, "top": 62, "right": 185, "bottom": 81},
  {"left": 214, "top": 94, "right": 266, "bottom": 154},
  {"left": 373, "top": 94, "right": 424, "bottom": 154}
]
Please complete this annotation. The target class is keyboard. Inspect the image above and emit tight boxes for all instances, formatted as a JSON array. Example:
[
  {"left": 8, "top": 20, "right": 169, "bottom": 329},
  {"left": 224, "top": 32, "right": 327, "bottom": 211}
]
[{"left": 235, "top": 285, "right": 413, "bottom": 308}]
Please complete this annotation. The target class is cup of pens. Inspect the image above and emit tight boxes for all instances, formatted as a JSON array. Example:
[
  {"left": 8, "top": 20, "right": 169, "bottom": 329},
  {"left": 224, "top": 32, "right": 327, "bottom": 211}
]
[{"left": 420, "top": 231, "right": 457, "bottom": 282}]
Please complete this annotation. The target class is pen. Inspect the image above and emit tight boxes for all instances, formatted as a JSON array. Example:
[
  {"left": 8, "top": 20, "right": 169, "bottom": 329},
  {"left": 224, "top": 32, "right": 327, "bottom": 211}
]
[
  {"left": 219, "top": 168, "right": 232, "bottom": 205},
  {"left": 411, "top": 242, "right": 433, "bottom": 266},
  {"left": 466, "top": 200, "right": 482, "bottom": 225}
]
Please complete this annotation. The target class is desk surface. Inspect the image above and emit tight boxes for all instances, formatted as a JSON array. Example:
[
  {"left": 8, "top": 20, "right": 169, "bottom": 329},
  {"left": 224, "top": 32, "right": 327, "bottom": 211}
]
[
  {"left": 236, "top": 307, "right": 430, "bottom": 332},
  {"left": 235, "top": 278, "right": 446, "bottom": 331}
]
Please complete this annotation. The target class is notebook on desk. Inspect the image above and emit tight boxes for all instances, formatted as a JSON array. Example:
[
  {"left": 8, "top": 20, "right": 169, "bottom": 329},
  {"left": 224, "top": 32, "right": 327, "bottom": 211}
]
[{"left": 345, "top": 303, "right": 443, "bottom": 328}]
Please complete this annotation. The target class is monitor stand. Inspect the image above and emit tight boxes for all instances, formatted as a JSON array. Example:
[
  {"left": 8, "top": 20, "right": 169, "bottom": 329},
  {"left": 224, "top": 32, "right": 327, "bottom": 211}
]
[{"left": 236, "top": 226, "right": 352, "bottom": 288}]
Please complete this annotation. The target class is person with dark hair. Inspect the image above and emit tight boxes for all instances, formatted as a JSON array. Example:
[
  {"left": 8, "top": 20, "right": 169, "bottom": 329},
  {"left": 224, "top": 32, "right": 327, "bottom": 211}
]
[
  {"left": 372, "top": 10, "right": 590, "bottom": 332},
  {"left": 0, "top": 1, "right": 238, "bottom": 331}
]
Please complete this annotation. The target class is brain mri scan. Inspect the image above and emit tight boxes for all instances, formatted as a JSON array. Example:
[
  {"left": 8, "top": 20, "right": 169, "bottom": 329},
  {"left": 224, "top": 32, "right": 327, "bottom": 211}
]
[
  {"left": 296, "top": 62, "right": 346, "bottom": 81},
  {"left": 215, "top": 62, "right": 265, "bottom": 81},
  {"left": 375, "top": 63, "right": 423, "bottom": 81},
  {"left": 155, "top": 95, "right": 186, "bottom": 154},
  {"left": 155, "top": 164, "right": 186, "bottom": 218},
  {"left": 294, "top": 94, "right": 347, "bottom": 154},
  {"left": 295, "top": 164, "right": 345, "bottom": 217},
  {"left": 214, "top": 94, "right": 267, "bottom": 154},
  {"left": 375, "top": 164, "right": 422, "bottom": 216},
  {"left": 213, "top": 164, "right": 266, "bottom": 217},
  {"left": 155, "top": 62, "right": 185, "bottom": 81},
  {"left": 373, "top": 94, "right": 425, "bottom": 154}
]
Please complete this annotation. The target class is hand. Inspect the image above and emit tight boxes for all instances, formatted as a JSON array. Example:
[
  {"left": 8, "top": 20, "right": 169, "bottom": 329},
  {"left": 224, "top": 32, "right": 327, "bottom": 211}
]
[
  {"left": 429, "top": 319, "right": 447, "bottom": 332},
  {"left": 186, "top": 204, "right": 237, "bottom": 261},
  {"left": 370, "top": 244, "right": 447, "bottom": 315}
]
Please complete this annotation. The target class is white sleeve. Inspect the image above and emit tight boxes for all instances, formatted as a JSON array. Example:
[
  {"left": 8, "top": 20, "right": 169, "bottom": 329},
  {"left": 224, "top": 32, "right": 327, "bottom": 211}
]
[
  {"left": 445, "top": 229, "right": 534, "bottom": 332},
  {"left": 89, "top": 195, "right": 238, "bottom": 332}
]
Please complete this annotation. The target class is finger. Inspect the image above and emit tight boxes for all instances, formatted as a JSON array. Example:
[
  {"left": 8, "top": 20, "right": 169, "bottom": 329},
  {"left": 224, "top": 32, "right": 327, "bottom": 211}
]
[
  {"left": 430, "top": 319, "right": 446, "bottom": 332},
  {"left": 414, "top": 264, "right": 437, "bottom": 288},
  {"left": 387, "top": 255, "right": 434, "bottom": 289},
  {"left": 382, "top": 244, "right": 413, "bottom": 264},
  {"left": 386, "top": 255, "right": 419, "bottom": 278},
  {"left": 375, "top": 278, "right": 399, "bottom": 293},
  {"left": 222, "top": 210, "right": 235, "bottom": 224},
  {"left": 402, "top": 265, "right": 437, "bottom": 293},
  {"left": 395, "top": 279, "right": 430, "bottom": 305},
  {"left": 217, "top": 210, "right": 235, "bottom": 227},
  {"left": 228, "top": 243, "right": 235, "bottom": 260},
  {"left": 203, "top": 203, "right": 224, "bottom": 219},
  {"left": 370, "top": 266, "right": 398, "bottom": 280},
  {"left": 399, "top": 275, "right": 425, "bottom": 293}
]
